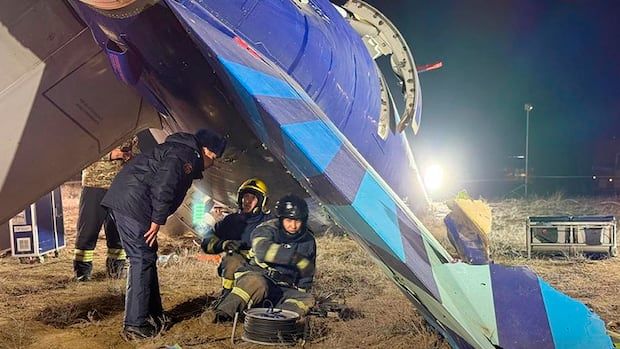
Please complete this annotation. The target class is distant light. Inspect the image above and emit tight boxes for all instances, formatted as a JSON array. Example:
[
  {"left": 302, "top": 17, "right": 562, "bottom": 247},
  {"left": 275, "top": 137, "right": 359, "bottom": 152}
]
[
  {"left": 424, "top": 164, "right": 444, "bottom": 192},
  {"left": 610, "top": 178, "right": 614, "bottom": 183},
  {"left": 593, "top": 176, "right": 597, "bottom": 180}
]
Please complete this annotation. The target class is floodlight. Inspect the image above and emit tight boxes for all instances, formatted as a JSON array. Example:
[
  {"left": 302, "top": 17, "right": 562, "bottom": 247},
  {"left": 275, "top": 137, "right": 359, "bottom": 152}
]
[{"left": 424, "top": 164, "right": 444, "bottom": 192}]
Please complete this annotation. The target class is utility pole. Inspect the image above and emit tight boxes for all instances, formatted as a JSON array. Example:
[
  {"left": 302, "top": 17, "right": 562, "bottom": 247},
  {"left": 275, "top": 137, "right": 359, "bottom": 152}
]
[{"left": 524, "top": 103, "right": 534, "bottom": 198}]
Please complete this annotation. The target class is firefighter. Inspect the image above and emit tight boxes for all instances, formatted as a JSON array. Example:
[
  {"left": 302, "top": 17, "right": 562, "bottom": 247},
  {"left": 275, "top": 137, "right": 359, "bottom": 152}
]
[
  {"left": 101, "top": 129, "right": 226, "bottom": 340},
  {"left": 211, "top": 194, "right": 316, "bottom": 322},
  {"left": 73, "top": 136, "right": 139, "bottom": 281},
  {"left": 201, "top": 178, "right": 271, "bottom": 299}
]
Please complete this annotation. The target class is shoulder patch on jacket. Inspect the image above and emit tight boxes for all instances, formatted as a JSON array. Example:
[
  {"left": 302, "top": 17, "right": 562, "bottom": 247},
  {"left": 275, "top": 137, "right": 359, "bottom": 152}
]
[{"left": 183, "top": 162, "right": 193, "bottom": 175}]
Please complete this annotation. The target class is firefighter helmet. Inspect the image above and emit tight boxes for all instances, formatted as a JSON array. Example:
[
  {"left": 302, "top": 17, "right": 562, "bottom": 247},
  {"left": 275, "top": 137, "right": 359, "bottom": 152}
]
[
  {"left": 274, "top": 194, "right": 308, "bottom": 222},
  {"left": 237, "top": 178, "right": 269, "bottom": 214}
]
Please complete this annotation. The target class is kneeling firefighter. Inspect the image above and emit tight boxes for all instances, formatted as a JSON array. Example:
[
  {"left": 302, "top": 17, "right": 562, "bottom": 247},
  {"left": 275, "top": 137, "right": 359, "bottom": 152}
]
[
  {"left": 201, "top": 178, "right": 271, "bottom": 297},
  {"left": 212, "top": 194, "right": 316, "bottom": 321}
]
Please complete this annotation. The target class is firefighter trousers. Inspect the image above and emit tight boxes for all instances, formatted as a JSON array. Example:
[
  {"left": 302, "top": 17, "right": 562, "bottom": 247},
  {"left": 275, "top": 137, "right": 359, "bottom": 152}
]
[
  {"left": 218, "top": 252, "right": 249, "bottom": 290},
  {"left": 74, "top": 187, "right": 125, "bottom": 276},
  {"left": 217, "top": 271, "right": 315, "bottom": 318}
]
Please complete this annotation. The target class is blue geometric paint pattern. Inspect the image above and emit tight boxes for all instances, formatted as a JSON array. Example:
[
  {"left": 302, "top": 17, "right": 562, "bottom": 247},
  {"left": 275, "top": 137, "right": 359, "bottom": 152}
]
[
  {"left": 220, "top": 58, "right": 300, "bottom": 99},
  {"left": 352, "top": 172, "right": 405, "bottom": 261},
  {"left": 282, "top": 121, "right": 342, "bottom": 175},
  {"left": 538, "top": 279, "right": 613, "bottom": 349},
  {"left": 226, "top": 75, "right": 269, "bottom": 142},
  {"left": 491, "top": 264, "right": 554, "bottom": 349},
  {"left": 282, "top": 135, "right": 323, "bottom": 179}
]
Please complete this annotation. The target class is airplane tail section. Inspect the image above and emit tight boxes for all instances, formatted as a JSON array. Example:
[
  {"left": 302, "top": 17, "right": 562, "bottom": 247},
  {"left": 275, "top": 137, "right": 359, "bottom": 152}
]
[{"left": 426, "top": 259, "right": 612, "bottom": 348}]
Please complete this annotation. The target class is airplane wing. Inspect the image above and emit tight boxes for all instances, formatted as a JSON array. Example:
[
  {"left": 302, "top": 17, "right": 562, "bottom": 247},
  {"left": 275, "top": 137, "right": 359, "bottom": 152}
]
[
  {"left": 163, "top": 1, "right": 613, "bottom": 348},
  {"left": 0, "top": 0, "right": 160, "bottom": 223}
]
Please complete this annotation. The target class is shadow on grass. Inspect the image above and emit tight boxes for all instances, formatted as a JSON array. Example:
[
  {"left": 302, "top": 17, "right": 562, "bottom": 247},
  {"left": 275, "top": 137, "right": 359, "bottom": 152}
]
[
  {"left": 166, "top": 294, "right": 218, "bottom": 329},
  {"left": 36, "top": 293, "right": 124, "bottom": 328}
]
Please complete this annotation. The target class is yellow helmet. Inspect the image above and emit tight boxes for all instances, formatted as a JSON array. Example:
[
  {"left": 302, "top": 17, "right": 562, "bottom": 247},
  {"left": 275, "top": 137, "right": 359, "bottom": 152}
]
[{"left": 237, "top": 178, "right": 269, "bottom": 214}]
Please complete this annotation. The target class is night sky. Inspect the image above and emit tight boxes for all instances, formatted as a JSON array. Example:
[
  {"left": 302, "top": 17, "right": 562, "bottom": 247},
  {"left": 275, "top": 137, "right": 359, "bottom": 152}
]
[{"left": 367, "top": 0, "right": 620, "bottom": 196}]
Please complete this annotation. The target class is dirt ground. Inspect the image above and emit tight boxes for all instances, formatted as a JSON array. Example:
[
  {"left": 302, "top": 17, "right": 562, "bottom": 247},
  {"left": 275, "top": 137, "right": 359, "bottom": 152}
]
[{"left": 0, "top": 185, "right": 618, "bottom": 348}]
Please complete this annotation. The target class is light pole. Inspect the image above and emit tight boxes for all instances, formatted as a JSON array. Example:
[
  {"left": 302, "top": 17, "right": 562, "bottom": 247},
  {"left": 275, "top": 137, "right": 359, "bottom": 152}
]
[{"left": 524, "top": 103, "right": 534, "bottom": 198}]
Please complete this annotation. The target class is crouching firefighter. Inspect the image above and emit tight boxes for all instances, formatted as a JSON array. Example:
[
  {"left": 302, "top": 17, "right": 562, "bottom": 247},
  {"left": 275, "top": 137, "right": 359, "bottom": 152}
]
[
  {"left": 201, "top": 178, "right": 272, "bottom": 299},
  {"left": 212, "top": 194, "right": 316, "bottom": 322}
]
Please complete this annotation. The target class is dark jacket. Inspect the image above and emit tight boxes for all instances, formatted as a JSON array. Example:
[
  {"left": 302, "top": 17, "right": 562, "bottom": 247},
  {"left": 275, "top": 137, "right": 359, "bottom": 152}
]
[
  {"left": 201, "top": 211, "right": 271, "bottom": 254},
  {"left": 250, "top": 219, "right": 316, "bottom": 290},
  {"left": 101, "top": 132, "right": 205, "bottom": 225}
]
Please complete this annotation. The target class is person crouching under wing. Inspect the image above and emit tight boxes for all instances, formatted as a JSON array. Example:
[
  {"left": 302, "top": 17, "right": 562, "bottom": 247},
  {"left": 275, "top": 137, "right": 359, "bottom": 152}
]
[
  {"left": 210, "top": 194, "right": 316, "bottom": 322},
  {"left": 201, "top": 178, "right": 272, "bottom": 299}
]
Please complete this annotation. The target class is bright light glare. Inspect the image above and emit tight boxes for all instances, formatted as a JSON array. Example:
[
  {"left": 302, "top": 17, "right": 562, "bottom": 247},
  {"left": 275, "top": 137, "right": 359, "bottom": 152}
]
[{"left": 424, "top": 164, "right": 444, "bottom": 192}]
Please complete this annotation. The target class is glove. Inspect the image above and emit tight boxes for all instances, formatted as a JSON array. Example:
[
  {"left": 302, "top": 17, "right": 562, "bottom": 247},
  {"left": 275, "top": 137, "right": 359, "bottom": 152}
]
[{"left": 222, "top": 240, "right": 242, "bottom": 254}]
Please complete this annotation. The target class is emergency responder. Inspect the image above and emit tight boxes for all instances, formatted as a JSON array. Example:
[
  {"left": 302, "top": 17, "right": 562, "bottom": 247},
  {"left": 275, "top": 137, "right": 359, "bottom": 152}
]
[
  {"left": 73, "top": 136, "right": 139, "bottom": 281},
  {"left": 211, "top": 194, "right": 316, "bottom": 322},
  {"left": 201, "top": 178, "right": 271, "bottom": 300},
  {"left": 101, "top": 129, "right": 226, "bottom": 340}
]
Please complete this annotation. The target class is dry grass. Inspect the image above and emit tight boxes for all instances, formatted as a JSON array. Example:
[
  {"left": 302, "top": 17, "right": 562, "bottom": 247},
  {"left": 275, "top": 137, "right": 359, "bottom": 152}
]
[{"left": 0, "top": 184, "right": 618, "bottom": 348}]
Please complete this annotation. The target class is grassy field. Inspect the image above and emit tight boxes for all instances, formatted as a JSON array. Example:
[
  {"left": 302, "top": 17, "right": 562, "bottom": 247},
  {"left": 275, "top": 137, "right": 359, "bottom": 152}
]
[{"left": 0, "top": 185, "right": 618, "bottom": 348}]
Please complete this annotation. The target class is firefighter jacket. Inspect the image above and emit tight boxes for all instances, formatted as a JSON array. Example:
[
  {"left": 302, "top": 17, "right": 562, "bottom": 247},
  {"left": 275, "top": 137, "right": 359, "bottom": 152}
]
[
  {"left": 201, "top": 211, "right": 271, "bottom": 254},
  {"left": 250, "top": 219, "right": 316, "bottom": 290},
  {"left": 101, "top": 132, "right": 205, "bottom": 225},
  {"left": 82, "top": 136, "right": 140, "bottom": 189}
]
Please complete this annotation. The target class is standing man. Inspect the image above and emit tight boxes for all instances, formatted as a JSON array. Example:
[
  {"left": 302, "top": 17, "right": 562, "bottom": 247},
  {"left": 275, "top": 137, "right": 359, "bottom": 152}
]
[
  {"left": 74, "top": 136, "right": 139, "bottom": 281},
  {"left": 211, "top": 194, "right": 316, "bottom": 322},
  {"left": 101, "top": 129, "right": 226, "bottom": 340},
  {"left": 201, "top": 178, "right": 271, "bottom": 300}
]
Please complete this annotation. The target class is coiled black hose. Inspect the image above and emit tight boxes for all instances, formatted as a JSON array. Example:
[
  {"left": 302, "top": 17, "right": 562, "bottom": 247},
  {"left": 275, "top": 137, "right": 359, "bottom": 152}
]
[{"left": 242, "top": 308, "right": 301, "bottom": 346}]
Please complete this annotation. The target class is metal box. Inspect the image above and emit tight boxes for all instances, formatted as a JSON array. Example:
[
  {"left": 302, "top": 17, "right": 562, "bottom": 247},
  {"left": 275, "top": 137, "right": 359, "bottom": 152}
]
[
  {"left": 9, "top": 189, "right": 65, "bottom": 260},
  {"left": 527, "top": 215, "right": 617, "bottom": 258}
]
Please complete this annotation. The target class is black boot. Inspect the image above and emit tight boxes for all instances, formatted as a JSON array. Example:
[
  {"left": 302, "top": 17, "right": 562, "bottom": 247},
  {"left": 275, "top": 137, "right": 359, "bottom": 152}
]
[
  {"left": 215, "top": 293, "right": 245, "bottom": 319},
  {"left": 203, "top": 308, "right": 233, "bottom": 324},
  {"left": 106, "top": 257, "right": 128, "bottom": 279},
  {"left": 73, "top": 260, "right": 92, "bottom": 282},
  {"left": 122, "top": 324, "right": 159, "bottom": 340}
]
